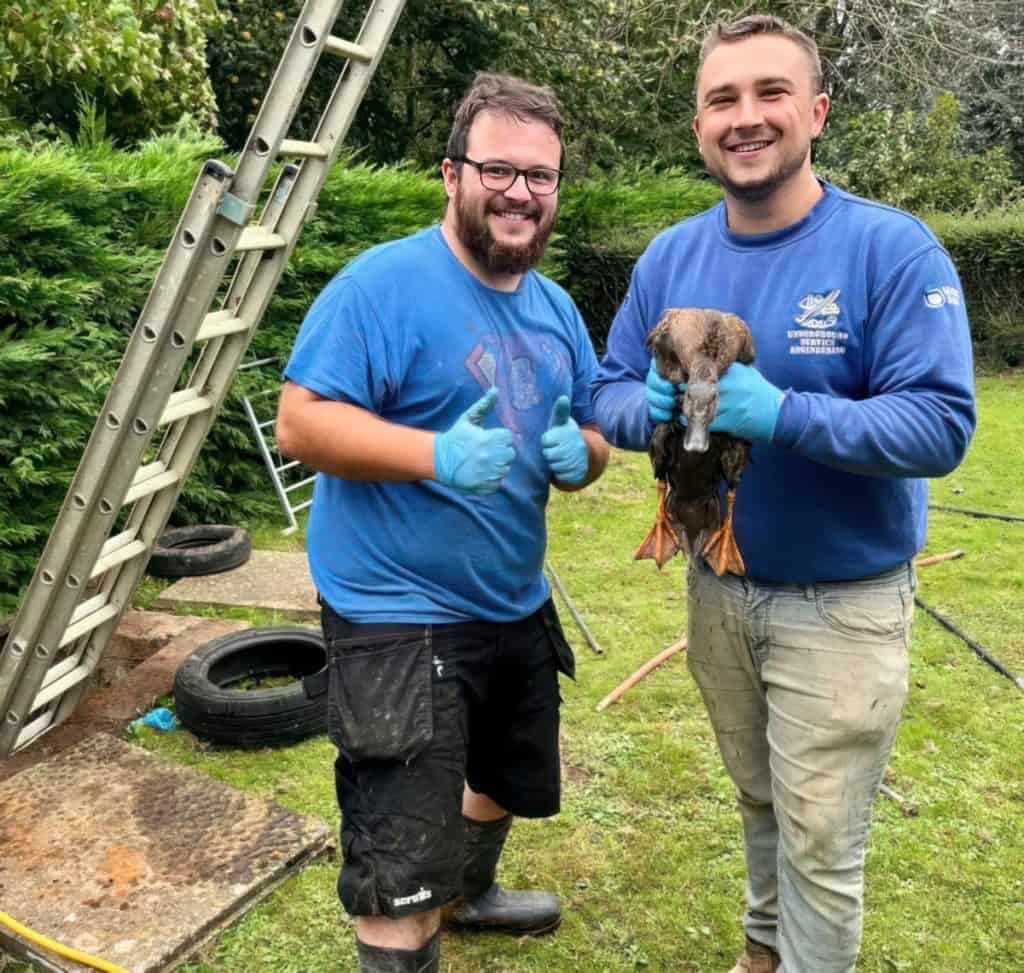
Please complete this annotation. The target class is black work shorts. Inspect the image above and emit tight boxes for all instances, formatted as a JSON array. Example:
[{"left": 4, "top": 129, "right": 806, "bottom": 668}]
[{"left": 320, "top": 598, "right": 575, "bottom": 920}]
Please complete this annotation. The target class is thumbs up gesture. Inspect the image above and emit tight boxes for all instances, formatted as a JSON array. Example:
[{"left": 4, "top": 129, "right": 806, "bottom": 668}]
[
  {"left": 433, "top": 387, "right": 517, "bottom": 495},
  {"left": 541, "top": 395, "right": 589, "bottom": 485}
]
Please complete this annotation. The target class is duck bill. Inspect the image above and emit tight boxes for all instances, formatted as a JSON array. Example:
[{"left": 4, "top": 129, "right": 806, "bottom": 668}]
[{"left": 684, "top": 420, "right": 710, "bottom": 453}]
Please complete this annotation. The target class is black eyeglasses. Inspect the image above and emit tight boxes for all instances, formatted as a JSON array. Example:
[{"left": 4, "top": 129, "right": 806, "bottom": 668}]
[{"left": 453, "top": 156, "right": 563, "bottom": 196}]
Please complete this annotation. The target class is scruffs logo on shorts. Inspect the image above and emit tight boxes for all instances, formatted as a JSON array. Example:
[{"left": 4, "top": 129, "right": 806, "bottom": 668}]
[
  {"left": 787, "top": 289, "right": 848, "bottom": 356},
  {"left": 393, "top": 886, "right": 433, "bottom": 908},
  {"left": 924, "top": 286, "right": 961, "bottom": 308}
]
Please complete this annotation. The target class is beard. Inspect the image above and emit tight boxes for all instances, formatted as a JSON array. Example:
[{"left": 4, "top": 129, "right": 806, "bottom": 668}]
[
  {"left": 453, "top": 186, "right": 556, "bottom": 275},
  {"left": 705, "top": 137, "right": 810, "bottom": 203}
]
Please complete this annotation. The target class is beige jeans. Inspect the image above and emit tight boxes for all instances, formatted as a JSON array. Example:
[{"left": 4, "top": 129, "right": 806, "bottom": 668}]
[{"left": 686, "top": 557, "right": 915, "bottom": 973}]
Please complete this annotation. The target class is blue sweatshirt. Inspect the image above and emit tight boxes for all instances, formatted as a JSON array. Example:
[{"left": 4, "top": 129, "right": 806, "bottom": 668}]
[{"left": 592, "top": 182, "right": 976, "bottom": 584}]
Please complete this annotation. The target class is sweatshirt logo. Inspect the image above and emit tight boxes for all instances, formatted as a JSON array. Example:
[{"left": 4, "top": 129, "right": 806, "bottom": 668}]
[
  {"left": 924, "top": 286, "right": 960, "bottom": 308},
  {"left": 795, "top": 289, "right": 841, "bottom": 329},
  {"left": 788, "top": 289, "right": 848, "bottom": 356}
]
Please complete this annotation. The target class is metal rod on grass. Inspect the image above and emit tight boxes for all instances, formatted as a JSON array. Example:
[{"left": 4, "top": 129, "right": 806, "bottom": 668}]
[
  {"left": 596, "top": 638, "right": 686, "bottom": 712},
  {"left": 929, "top": 504, "right": 1024, "bottom": 524},
  {"left": 914, "top": 596, "right": 1024, "bottom": 691},
  {"left": 546, "top": 561, "right": 603, "bottom": 656}
]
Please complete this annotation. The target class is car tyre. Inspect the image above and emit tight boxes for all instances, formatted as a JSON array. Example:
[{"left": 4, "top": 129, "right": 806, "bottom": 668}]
[
  {"left": 173, "top": 626, "right": 327, "bottom": 747},
  {"left": 147, "top": 524, "right": 252, "bottom": 578}
]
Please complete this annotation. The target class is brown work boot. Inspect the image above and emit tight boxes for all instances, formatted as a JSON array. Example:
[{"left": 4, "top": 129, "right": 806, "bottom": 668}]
[{"left": 728, "top": 936, "right": 780, "bottom": 973}]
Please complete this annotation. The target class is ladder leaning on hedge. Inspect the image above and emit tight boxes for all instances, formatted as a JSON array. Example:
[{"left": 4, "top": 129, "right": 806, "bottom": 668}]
[{"left": 0, "top": 0, "right": 407, "bottom": 758}]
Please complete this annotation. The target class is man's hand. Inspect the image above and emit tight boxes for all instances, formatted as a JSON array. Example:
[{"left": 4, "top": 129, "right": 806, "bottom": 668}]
[
  {"left": 646, "top": 360, "right": 679, "bottom": 423},
  {"left": 542, "top": 396, "right": 589, "bottom": 484},
  {"left": 434, "top": 388, "right": 516, "bottom": 495},
  {"left": 708, "top": 362, "right": 784, "bottom": 443}
]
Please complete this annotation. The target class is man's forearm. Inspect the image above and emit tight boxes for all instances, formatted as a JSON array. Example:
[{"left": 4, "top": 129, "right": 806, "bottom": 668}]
[
  {"left": 277, "top": 392, "right": 436, "bottom": 482},
  {"left": 773, "top": 387, "right": 975, "bottom": 479}
]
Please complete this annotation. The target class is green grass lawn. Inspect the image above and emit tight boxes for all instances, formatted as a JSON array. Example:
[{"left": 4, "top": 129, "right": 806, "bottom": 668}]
[{"left": 18, "top": 374, "right": 1023, "bottom": 973}]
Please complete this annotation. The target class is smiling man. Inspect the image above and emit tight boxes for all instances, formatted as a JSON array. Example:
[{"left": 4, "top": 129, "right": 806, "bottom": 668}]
[
  {"left": 592, "top": 15, "right": 975, "bottom": 973},
  {"left": 277, "top": 74, "right": 608, "bottom": 973}
]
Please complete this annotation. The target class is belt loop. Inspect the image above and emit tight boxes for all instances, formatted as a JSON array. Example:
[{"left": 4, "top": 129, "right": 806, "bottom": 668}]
[{"left": 425, "top": 624, "right": 433, "bottom": 652}]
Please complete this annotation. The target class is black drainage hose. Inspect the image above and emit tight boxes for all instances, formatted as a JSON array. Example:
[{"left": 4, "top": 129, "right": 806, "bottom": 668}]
[
  {"left": 929, "top": 504, "right": 1024, "bottom": 524},
  {"left": 914, "top": 596, "right": 1024, "bottom": 691}
]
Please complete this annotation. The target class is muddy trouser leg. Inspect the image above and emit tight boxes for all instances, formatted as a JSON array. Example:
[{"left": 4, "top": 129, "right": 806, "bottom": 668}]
[
  {"left": 356, "top": 932, "right": 439, "bottom": 973},
  {"left": 686, "top": 560, "right": 778, "bottom": 955},
  {"left": 687, "top": 560, "right": 914, "bottom": 973}
]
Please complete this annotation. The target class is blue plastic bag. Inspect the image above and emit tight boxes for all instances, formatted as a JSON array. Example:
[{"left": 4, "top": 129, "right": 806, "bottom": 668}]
[{"left": 130, "top": 706, "right": 178, "bottom": 733}]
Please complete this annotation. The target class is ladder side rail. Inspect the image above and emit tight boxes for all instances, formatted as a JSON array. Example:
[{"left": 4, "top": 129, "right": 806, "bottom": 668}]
[
  {"left": 184, "top": 0, "right": 407, "bottom": 404},
  {"left": 228, "top": 0, "right": 345, "bottom": 205},
  {"left": 46, "top": 174, "right": 313, "bottom": 738},
  {"left": 0, "top": 238, "right": 263, "bottom": 752},
  {"left": 0, "top": 164, "right": 233, "bottom": 721},
  {"left": 154, "top": 165, "right": 299, "bottom": 479},
  {"left": 293, "top": 0, "right": 407, "bottom": 209},
  {"left": 4, "top": 0, "right": 411, "bottom": 753},
  {"left": 0, "top": 161, "right": 292, "bottom": 753}
]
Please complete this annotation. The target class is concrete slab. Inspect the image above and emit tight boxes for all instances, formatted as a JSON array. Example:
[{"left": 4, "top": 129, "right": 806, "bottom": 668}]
[
  {"left": 0, "top": 734, "right": 330, "bottom": 973},
  {"left": 154, "top": 550, "right": 317, "bottom": 620}
]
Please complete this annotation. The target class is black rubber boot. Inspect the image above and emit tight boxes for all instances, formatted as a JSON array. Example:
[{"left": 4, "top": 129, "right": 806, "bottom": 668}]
[
  {"left": 356, "top": 931, "right": 439, "bottom": 973},
  {"left": 444, "top": 815, "right": 561, "bottom": 936}
]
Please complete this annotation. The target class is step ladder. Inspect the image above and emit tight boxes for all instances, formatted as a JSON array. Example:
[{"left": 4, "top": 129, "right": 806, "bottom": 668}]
[
  {"left": 239, "top": 357, "right": 315, "bottom": 535},
  {"left": 0, "top": 0, "right": 407, "bottom": 757}
]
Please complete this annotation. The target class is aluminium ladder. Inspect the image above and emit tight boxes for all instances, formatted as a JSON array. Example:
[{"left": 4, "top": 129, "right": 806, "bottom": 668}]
[{"left": 0, "top": 0, "right": 407, "bottom": 757}]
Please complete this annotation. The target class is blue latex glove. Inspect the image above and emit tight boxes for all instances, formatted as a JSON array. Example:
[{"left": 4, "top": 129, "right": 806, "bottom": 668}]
[
  {"left": 542, "top": 396, "right": 589, "bottom": 484},
  {"left": 646, "top": 360, "right": 679, "bottom": 423},
  {"left": 434, "top": 387, "right": 516, "bottom": 495},
  {"left": 706, "top": 362, "right": 785, "bottom": 443}
]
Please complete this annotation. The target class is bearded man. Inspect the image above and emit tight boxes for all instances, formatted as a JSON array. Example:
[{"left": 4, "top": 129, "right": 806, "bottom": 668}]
[
  {"left": 592, "top": 14, "right": 975, "bottom": 973},
  {"left": 277, "top": 73, "right": 608, "bottom": 973}
]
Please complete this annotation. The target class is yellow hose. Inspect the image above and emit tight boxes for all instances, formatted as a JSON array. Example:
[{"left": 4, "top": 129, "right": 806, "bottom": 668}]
[{"left": 0, "top": 909, "right": 133, "bottom": 973}]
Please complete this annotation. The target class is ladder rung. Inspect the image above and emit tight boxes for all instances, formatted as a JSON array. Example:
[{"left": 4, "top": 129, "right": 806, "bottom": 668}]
[
  {"left": 236, "top": 227, "right": 287, "bottom": 252},
  {"left": 324, "top": 36, "right": 373, "bottom": 63},
  {"left": 196, "top": 309, "right": 250, "bottom": 342},
  {"left": 69, "top": 593, "right": 108, "bottom": 628},
  {"left": 277, "top": 459, "right": 301, "bottom": 473},
  {"left": 91, "top": 534, "right": 147, "bottom": 580},
  {"left": 159, "top": 388, "right": 214, "bottom": 426},
  {"left": 124, "top": 463, "right": 180, "bottom": 506},
  {"left": 284, "top": 475, "right": 317, "bottom": 494},
  {"left": 279, "top": 139, "right": 328, "bottom": 159},
  {"left": 39, "top": 652, "right": 81, "bottom": 691},
  {"left": 31, "top": 662, "right": 93, "bottom": 711},
  {"left": 15, "top": 709, "right": 54, "bottom": 752},
  {"left": 60, "top": 600, "right": 119, "bottom": 649}
]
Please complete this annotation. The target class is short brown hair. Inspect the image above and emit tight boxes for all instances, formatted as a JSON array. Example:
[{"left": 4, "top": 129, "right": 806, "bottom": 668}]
[
  {"left": 446, "top": 72, "right": 565, "bottom": 166},
  {"left": 698, "top": 15, "right": 823, "bottom": 95}
]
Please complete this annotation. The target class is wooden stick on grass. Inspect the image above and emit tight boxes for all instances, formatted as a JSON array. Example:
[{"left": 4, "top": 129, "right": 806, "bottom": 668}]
[
  {"left": 914, "top": 549, "right": 965, "bottom": 568},
  {"left": 596, "top": 638, "right": 686, "bottom": 712}
]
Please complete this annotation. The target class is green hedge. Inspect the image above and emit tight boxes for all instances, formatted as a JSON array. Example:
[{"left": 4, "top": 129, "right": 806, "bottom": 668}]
[
  {"left": 925, "top": 207, "right": 1024, "bottom": 368},
  {"left": 1, "top": 136, "right": 1020, "bottom": 610},
  {"left": 0, "top": 133, "right": 445, "bottom": 610}
]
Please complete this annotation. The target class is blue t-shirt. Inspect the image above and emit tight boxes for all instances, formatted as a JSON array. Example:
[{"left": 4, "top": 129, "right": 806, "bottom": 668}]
[
  {"left": 593, "top": 182, "right": 976, "bottom": 584},
  {"left": 285, "top": 226, "right": 598, "bottom": 622}
]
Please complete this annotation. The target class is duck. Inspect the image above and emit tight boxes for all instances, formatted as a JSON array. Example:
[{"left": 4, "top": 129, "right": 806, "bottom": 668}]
[{"left": 635, "top": 308, "right": 756, "bottom": 576}]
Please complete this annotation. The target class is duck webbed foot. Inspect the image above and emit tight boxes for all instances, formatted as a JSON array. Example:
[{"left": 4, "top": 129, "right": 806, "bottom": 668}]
[
  {"left": 635, "top": 480, "right": 682, "bottom": 569},
  {"left": 702, "top": 487, "right": 745, "bottom": 577}
]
